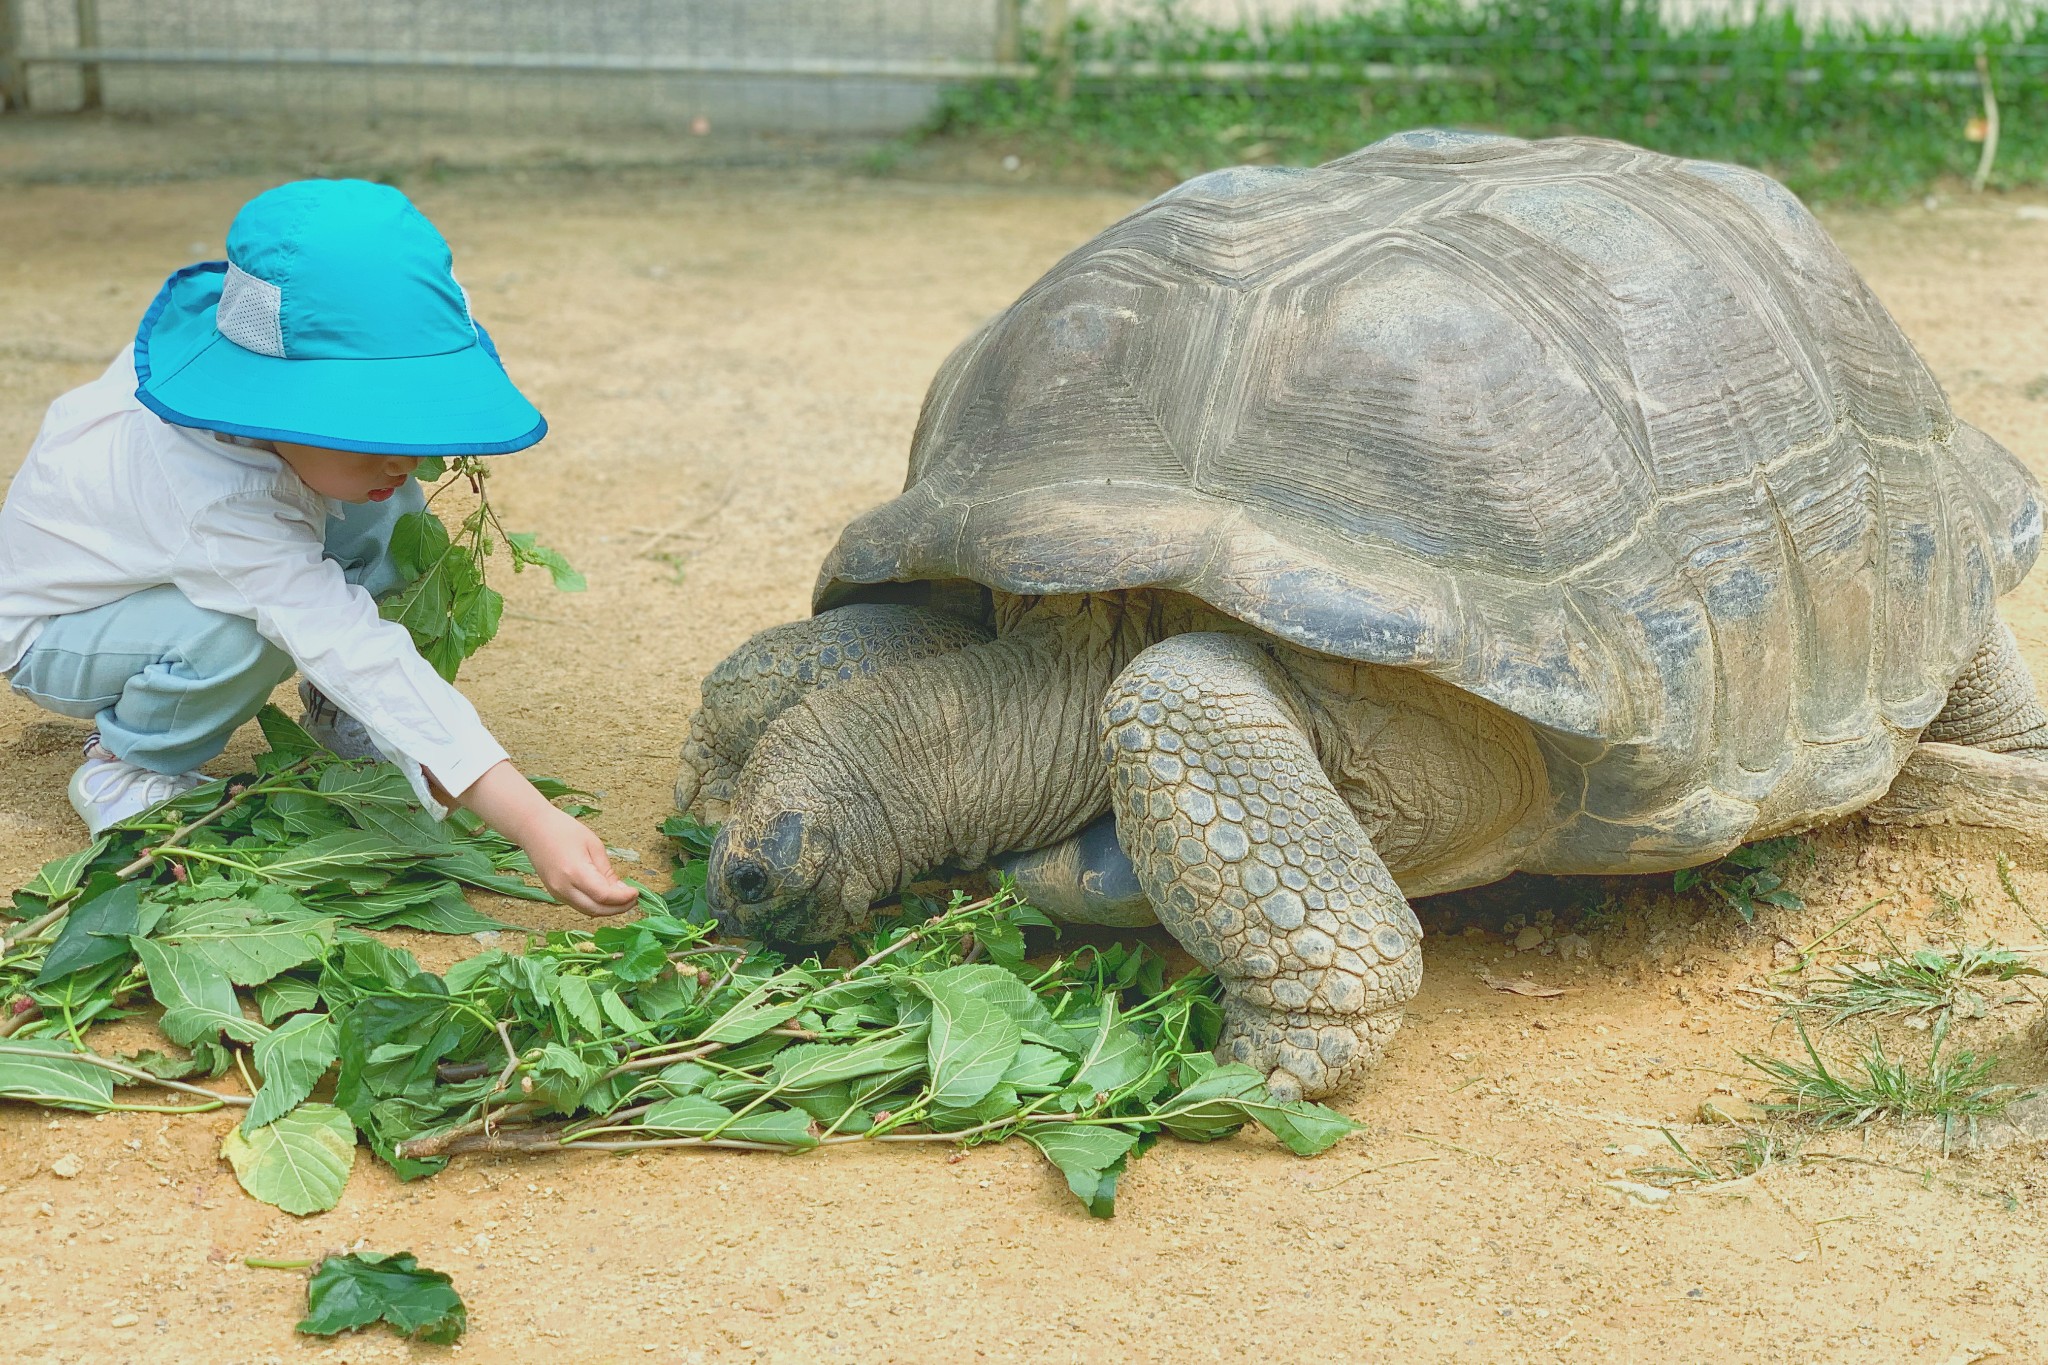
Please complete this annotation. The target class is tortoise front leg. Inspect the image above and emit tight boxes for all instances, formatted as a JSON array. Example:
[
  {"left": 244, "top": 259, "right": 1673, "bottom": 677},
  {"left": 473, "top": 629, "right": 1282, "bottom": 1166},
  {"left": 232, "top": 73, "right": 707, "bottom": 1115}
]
[
  {"left": 1101, "top": 633, "right": 1422, "bottom": 1101},
  {"left": 676, "top": 604, "right": 990, "bottom": 820}
]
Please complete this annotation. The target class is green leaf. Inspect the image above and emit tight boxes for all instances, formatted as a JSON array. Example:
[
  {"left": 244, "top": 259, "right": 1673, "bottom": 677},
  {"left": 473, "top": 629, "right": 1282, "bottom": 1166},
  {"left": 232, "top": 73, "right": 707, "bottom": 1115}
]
[
  {"left": 552, "top": 973, "right": 605, "bottom": 1037},
  {"left": 245, "top": 1012, "right": 341, "bottom": 1131},
  {"left": 1021, "top": 1124, "right": 1140, "bottom": 1218},
  {"left": 659, "top": 813, "right": 719, "bottom": 858},
  {"left": 20, "top": 835, "right": 111, "bottom": 902},
  {"left": 255, "top": 832, "right": 419, "bottom": 888},
  {"left": 524, "top": 1043, "right": 601, "bottom": 1115},
  {"left": 1153, "top": 1062, "right": 1265, "bottom": 1142},
  {"left": 592, "top": 924, "right": 666, "bottom": 983},
  {"left": 699, "top": 981, "right": 807, "bottom": 1044},
  {"left": 506, "top": 531, "right": 586, "bottom": 591},
  {"left": 1002, "top": 1042, "right": 1076, "bottom": 1092},
  {"left": 920, "top": 981, "right": 1022, "bottom": 1110},
  {"left": 599, "top": 988, "right": 652, "bottom": 1039},
  {"left": 921, "top": 963, "right": 1075, "bottom": 1051},
  {"left": 655, "top": 1060, "right": 716, "bottom": 1094},
  {"left": 387, "top": 509, "right": 452, "bottom": 580},
  {"left": 220, "top": 1102, "right": 355, "bottom": 1215},
  {"left": 132, "top": 937, "right": 269, "bottom": 1047},
  {"left": 0, "top": 1038, "right": 115, "bottom": 1110},
  {"left": 36, "top": 881, "right": 161, "bottom": 984},
  {"left": 161, "top": 907, "right": 335, "bottom": 986},
  {"left": 1063, "top": 999, "right": 1152, "bottom": 1104},
  {"left": 1235, "top": 1095, "right": 1364, "bottom": 1157},
  {"left": 767, "top": 1028, "right": 929, "bottom": 1091},
  {"left": 256, "top": 704, "right": 323, "bottom": 760},
  {"left": 296, "top": 1251, "right": 466, "bottom": 1344},
  {"left": 927, "top": 1083, "right": 1022, "bottom": 1131}
]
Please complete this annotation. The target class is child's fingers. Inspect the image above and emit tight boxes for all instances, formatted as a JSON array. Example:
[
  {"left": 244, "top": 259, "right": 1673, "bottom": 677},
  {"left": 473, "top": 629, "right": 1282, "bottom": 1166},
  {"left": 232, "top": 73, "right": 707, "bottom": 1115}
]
[{"left": 558, "top": 874, "right": 634, "bottom": 917}]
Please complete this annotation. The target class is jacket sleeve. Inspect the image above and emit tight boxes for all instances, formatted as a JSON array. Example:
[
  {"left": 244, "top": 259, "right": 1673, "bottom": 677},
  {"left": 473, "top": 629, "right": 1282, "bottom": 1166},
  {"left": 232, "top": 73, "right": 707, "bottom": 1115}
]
[{"left": 173, "top": 490, "right": 508, "bottom": 813}]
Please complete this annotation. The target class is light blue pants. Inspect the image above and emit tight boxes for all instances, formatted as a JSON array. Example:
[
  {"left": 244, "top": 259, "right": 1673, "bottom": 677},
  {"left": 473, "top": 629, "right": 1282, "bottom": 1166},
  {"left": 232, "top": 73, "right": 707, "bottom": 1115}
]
[{"left": 8, "top": 480, "right": 425, "bottom": 775}]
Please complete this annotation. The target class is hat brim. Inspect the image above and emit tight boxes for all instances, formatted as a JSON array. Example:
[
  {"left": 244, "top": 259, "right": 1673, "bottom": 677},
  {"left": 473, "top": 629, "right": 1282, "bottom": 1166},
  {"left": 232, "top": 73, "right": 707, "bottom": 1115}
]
[{"left": 133, "top": 263, "right": 547, "bottom": 456}]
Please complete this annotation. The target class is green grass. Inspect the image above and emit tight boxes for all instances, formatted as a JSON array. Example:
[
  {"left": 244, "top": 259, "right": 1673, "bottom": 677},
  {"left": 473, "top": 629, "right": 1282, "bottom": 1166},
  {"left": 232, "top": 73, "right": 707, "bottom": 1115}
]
[
  {"left": 1743, "top": 1019, "right": 2032, "bottom": 1149},
  {"left": 933, "top": 0, "right": 2048, "bottom": 202},
  {"left": 1629, "top": 1123, "right": 1800, "bottom": 1188},
  {"left": 1785, "top": 937, "right": 2045, "bottom": 1026}
]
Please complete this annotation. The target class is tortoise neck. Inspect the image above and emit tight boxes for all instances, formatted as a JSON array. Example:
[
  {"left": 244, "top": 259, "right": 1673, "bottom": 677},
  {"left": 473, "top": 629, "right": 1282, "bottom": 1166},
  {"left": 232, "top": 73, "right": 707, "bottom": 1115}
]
[{"left": 813, "top": 594, "right": 1163, "bottom": 895}]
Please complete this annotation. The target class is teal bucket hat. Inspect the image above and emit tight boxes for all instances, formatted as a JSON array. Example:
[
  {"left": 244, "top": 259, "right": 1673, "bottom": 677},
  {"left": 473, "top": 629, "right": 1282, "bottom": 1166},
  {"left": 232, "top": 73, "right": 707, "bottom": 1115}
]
[{"left": 133, "top": 179, "right": 546, "bottom": 455}]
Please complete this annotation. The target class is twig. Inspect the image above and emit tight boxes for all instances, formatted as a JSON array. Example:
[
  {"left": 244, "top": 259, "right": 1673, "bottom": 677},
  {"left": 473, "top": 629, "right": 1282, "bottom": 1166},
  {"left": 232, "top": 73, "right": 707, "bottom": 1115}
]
[
  {"left": 1307, "top": 1155, "right": 1439, "bottom": 1193},
  {"left": 600, "top": 1039, "right": 728, "bottom": 1081},
  {"left": 1401, "top": 1129, "right": 1506, "bottom": 1165},
  {"left": 1794, "top": 896, "right": 1884, "bottom": 961},
  {"left": 441, "top": 1130, "right": 791, "bottom": 1156},
  {"left": 636, "top": 485, "right": 736, "bottom": 558},
  {"left": 491, "top": 1020, "right": 522, "bottom": 1093},
  {"left": 394, "top": 1102, "right": 541, "bottom": 1160},
  {"left": 846, "top": 894, "right": 998, "bottom": 976}
]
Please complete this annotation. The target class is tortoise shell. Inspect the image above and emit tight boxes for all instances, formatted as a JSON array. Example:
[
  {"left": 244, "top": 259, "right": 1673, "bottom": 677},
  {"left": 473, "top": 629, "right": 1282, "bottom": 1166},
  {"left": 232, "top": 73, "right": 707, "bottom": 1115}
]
[{"left": 817, "top": 131, "right": 2041, "bottom": 868}]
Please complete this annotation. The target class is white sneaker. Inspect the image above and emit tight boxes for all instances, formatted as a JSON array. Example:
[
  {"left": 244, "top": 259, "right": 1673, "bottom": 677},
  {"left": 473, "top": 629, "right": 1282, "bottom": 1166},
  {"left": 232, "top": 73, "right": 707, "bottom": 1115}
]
[
  {"left": 66, "top": 734, "right": 207, "bottom": 834},
  {"left": 297, "top": 680, "right": 382, "bottom": 762}
]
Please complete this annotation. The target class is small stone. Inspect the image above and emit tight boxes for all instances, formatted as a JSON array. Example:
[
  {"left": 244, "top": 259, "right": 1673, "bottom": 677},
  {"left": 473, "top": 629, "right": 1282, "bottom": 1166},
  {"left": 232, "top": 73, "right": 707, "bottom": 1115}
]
[
  {"left": 1554, "top": 933, "right": 1591, "bottom": 960},
  {"left": 50, "top": 1154, "right": 82, "bottom": 1179},
  {"left": 1513, "top": 925, "right": 1546, "bottom": 952},
  {"left": 1002, "top": 154, "right": 1023, "bottom": 172},
  {"left": 111, "top": 1314, "right": 139, "bottom": 1328}
]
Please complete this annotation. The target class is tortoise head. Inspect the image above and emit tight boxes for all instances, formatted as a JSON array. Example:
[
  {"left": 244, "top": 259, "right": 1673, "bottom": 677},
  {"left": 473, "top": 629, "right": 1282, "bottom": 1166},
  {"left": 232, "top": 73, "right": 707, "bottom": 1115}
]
[{"left": 705, "top": 709, "right": 884, "bottom": 943}]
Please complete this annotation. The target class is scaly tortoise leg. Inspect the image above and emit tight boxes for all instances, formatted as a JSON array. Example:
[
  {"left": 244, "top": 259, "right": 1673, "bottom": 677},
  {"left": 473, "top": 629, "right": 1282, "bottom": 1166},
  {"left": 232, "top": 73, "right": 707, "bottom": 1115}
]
[
  {"left": 1871, "top": 620, "right": 2048, "bottom": 838},
  {"left": 1100, "top": 632, "right": 1422, "bottom": 1101},
  {"left": 676, "top": 604, "right": 991, "bottom": 821}
]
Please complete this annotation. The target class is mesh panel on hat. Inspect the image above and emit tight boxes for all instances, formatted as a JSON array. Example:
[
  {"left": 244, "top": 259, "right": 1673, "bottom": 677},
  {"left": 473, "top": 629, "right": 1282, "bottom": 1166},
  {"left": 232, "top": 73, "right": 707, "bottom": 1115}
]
[{"left": 215, "top": 262, "right": 286, "bottom": 358}]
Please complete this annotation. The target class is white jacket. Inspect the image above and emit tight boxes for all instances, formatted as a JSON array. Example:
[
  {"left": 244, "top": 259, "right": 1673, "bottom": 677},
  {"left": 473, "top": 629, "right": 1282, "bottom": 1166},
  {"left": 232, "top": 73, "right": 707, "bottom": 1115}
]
[{"left": 0, "top": 349, "right": 507, "bottom": 809}]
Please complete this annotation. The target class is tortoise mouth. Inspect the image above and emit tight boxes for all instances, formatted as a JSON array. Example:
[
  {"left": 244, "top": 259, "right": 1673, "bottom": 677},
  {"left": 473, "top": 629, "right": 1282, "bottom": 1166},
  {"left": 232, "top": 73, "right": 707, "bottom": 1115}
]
[{"left": 707, "top": 834, "right": 839, "bottom": 943}]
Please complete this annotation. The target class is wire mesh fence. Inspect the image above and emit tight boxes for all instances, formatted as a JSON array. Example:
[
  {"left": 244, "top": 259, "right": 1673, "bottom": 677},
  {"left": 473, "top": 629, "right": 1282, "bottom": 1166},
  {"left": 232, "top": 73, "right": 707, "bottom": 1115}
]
[{"left": 0, "top": 1, "right": 1024, "bottom": 133}]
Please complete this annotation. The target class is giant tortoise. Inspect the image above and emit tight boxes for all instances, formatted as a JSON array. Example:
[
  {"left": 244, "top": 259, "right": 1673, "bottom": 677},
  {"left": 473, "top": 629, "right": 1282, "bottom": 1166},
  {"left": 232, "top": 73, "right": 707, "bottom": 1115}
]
[{"left": 674, "top": 130, "right": 2048, "bottom": 1101}]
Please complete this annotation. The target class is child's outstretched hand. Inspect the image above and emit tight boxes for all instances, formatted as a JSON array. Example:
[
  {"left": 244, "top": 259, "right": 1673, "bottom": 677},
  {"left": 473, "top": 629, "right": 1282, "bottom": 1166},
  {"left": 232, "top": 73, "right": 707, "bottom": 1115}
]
[{"left": 454, "top": 762, "right": 639, "bottom": 916}]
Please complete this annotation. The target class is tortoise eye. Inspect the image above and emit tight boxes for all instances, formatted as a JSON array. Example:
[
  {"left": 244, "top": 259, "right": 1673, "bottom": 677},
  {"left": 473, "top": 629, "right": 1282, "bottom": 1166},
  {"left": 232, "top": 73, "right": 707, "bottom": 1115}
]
[{"left": 729, "top": 861, "right": 771, "bottom": 905}]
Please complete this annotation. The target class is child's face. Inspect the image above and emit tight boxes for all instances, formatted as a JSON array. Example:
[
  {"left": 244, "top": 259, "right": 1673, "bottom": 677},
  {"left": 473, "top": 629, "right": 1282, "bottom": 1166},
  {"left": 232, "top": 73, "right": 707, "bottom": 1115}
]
[{"left": 273, "top": 442, "right": 423, "bottom": 504}]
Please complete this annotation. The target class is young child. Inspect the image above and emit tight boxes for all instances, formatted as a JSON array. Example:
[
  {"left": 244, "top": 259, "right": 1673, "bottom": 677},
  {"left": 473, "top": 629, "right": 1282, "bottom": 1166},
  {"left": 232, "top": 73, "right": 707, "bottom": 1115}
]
[{"left": 0, "top": 178, "right": 637, "bottom": 917}]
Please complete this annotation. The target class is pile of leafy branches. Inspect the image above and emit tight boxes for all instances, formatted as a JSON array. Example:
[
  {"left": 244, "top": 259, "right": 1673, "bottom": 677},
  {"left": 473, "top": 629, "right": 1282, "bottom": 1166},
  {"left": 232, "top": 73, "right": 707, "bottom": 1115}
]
[
  {"left": 0, "top": 714, "right": 1358, "bottom": 1218},
  {"left": 384, "top": 455, "right": 584, "bottom": 681}
]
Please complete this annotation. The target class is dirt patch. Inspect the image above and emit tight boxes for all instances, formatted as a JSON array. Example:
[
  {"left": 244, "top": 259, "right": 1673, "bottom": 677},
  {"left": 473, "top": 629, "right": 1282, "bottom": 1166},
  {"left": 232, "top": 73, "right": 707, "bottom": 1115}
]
[{"left": 4, "top": 157, "right": 2048, "bottom": 1364}]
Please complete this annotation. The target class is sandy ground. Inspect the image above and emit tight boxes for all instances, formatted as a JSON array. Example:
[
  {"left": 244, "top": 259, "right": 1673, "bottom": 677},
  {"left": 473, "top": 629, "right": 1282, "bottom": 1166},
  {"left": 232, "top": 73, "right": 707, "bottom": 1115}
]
[{"left": 6, "top": 147, "right": 2048, "bottom": 1365}]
